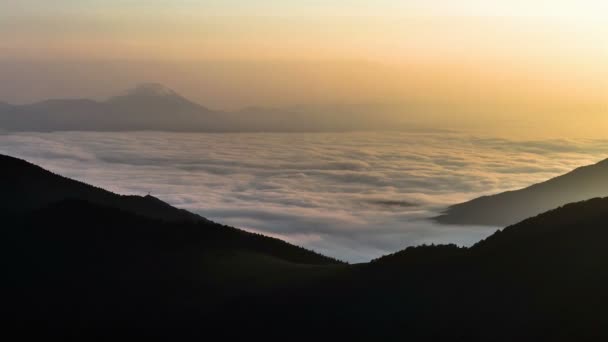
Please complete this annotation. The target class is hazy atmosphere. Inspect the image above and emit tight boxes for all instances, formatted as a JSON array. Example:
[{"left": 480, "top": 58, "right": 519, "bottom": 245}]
[{"left": 1, "top": 1, "right": 606, "bottom": 136}]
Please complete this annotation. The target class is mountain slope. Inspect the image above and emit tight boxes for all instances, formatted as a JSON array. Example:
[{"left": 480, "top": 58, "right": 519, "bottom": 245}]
[
  {"left": 1, "top": 199, "right": 346, "bottom": 338},
  {"left": 7, "top": 153, "right": 608, "bottom": 339},
  {"left": 1, "top": 154, "right": 342, "bottom": 336},
  {"left": 435, "top": 158, "right": 608, "bottom": 226},
  {"left": 206, "top": 195, "right": 608, "bottom": 340},
  {"left": 0, "top": 153, "right": 339, "bottom": 265},
  {"left": 0, "top": 154, "right": 201, "bottom": 222},
  {"left": 340, "top": 196, "right": 608, "bottom": 340},
  {"left": 0, "top": 84, "right": 221, "bottom": 132}
]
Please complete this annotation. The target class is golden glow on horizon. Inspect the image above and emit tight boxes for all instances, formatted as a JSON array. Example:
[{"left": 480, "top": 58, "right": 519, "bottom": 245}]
[{"left": 0, "top": 1, "right": 606, "bottom": 137}]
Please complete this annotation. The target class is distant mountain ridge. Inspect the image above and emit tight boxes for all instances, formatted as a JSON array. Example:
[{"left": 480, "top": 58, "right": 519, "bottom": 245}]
[
  {"left": 0, "top": 83, "right": 415, "bottom": 132},
  {"left": 0, "top": 83, "right": 224, "bottom": 132},
  {"left": 435, "top": 157, "right": 608, "bottom": 226}
]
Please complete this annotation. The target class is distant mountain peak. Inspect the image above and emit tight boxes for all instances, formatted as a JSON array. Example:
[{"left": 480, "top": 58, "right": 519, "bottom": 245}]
[{"left": 126, "top": 83, "right": 178, "bottom": 97}]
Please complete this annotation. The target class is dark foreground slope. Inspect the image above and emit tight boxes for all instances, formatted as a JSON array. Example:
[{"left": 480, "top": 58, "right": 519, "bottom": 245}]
[
  {"left": 0, "top": 154, "right": 202, "bottom": 222},
  {"left": 5, "top": 154, "right": 608, "bottom": 340},
  {"left": 191, "top": 197, "right": 608, "bottom": 340},
  {"left": 2, "top": 200, "right": 344, "bottom": 330},
  {"left": 229, "top": 197, "right": 608, "bottom": 340},
  {"left": 359, "top": 197, "right": 608, "bottom": 340},
  {"left": 0, "top": 154, "right": 338, "bottom": 264},
  {"left": 435, "top": 158, "right": 608, "bottom": 226},
  {"left": 0, "top": 154, "right": 344, "bottom": 337}
]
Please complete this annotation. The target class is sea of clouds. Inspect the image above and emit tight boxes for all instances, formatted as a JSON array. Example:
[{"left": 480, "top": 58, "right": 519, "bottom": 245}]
[{"left": 3, "top": 131, "right": 608, "bottom": 262}]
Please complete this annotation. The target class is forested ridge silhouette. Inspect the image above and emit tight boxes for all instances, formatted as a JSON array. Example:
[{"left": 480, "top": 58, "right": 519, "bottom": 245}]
[{"left": 3, "top": 153, "right": 608, "bottom": 340}]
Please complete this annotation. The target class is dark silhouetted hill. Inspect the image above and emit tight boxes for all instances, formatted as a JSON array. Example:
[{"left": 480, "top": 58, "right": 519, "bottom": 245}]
[
  {"left": 1, "top": 154, "right": 343, "bottom": 339},
  {"left": 326, "top": 196, "right": 608, "bottom": 340},
  {"left": 203, "top": 195, "right": 608, "bottom": 340},
  {"left": 6, "top": 153, "right": 608, "bottom": 340},
  {"left": 0, "top": 154, "right": 338, "bottom": 264},
  {"left": 0, "top": 154, "right": 202, "bottom": 222},
  {"left": 435, "top": 158, "right": 608, "bottom": 226}
]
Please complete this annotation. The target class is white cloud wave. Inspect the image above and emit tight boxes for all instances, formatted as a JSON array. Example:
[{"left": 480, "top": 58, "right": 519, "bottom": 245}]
[{"left": 2, "top": 131, "right": 608, "bottom": 262}]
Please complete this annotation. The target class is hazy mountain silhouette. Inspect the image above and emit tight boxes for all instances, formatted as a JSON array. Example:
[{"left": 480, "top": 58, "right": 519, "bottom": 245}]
[
  {"left": 435, "top": 158, "right": 608, "bottom": 226},
  {"left": 0, "top": 83, "right": 417, "bottom": 132},
  {"left": 0, "top": 83, "right": 224, "bottom": 132},
  {"left": 5, "top": 153, "right": 608, "bottom": 340}
]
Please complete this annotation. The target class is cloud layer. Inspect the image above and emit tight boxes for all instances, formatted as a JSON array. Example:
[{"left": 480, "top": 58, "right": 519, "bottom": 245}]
[{"left": 2, "top": 131, "right": 608, "bottom": 262}]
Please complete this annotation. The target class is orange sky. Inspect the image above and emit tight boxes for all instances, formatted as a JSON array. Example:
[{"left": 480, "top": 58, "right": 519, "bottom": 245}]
[{"left": 0, "top": 1, "right": 606, "bottom": 137}]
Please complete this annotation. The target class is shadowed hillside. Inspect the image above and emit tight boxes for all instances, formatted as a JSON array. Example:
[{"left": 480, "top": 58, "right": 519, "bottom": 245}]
[
  {"left": 206, "top": 196, "right": 608, "bottom": 340},
  {"left": 0, "top": 154, "right": 339, "bottom": 265},
  {"left": 435, "top": 158, "right": 608, "bottom": 226},
  {"left": 5, "top": 154, "right": 608, "bottom": 340},
  {"left": 0, "top": 154, "right": 202, "bottom": 222}
]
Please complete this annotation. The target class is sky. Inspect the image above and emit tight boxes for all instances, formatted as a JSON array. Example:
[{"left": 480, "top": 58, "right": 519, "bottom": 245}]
[{"left": 1, "top": 1, "right": 607, "bottom": 136}]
